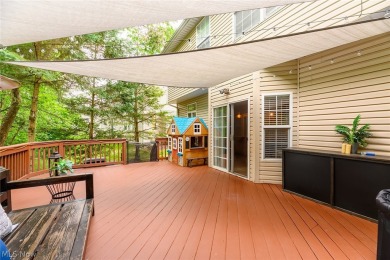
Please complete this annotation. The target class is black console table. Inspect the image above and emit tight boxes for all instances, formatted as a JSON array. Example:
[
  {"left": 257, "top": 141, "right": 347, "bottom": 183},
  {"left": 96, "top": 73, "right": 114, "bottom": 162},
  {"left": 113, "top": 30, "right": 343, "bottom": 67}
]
[{"left": 282, "top": 148, "right": 390, "bottom": 221}]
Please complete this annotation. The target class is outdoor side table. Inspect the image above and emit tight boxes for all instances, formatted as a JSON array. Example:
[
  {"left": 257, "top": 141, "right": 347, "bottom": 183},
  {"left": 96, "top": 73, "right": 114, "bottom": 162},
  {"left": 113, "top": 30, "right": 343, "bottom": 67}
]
[{"left": 46, "top": 181, "right": 76, "bottom": 204}]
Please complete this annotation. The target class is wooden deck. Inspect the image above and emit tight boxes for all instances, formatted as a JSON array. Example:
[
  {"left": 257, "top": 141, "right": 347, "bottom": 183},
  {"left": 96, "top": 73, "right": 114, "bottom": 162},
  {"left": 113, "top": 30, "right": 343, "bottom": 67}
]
[{"left": 11, "top": 161, "right": 377, "bottom": 259}]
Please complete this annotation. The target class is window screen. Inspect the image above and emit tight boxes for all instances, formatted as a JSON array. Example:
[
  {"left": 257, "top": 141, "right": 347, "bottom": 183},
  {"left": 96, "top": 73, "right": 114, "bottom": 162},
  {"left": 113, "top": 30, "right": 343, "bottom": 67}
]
[{"left": 263, "top": 94, "right": 291, "bottom": 159}]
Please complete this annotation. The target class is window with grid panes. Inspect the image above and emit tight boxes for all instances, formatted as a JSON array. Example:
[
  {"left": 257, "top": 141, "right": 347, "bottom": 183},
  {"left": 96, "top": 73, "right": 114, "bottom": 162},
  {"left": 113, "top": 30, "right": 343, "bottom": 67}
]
[
  {"left": 194, "top": 123, "right": 201, "bottom": 134},
  {"left": 187, "top": 103, "right": 197, "bottom": 117},
  {"left": 263, "top": 94, "right": 291, "bottom": 159},
  {"left": 173, "top": 138, "right": 177, "bottom": 149},
  {"left": 178, "top": 137, "right": 183, "bottom": 153},
  {"left": 234, "top": 7, "right": 278, "bottom": 39},
  {"left": 196, "top": 17, "right": 210, "bottom": 49},
  {"left": 171, "top": 124, "right": 176, "bottom": 133}
]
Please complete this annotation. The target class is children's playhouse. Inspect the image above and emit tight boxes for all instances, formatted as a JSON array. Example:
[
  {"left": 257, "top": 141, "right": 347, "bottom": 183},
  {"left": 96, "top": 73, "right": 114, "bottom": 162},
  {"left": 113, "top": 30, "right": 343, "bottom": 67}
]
[{"left": 167, "top": 117, "right": 208, "bottom": 167}]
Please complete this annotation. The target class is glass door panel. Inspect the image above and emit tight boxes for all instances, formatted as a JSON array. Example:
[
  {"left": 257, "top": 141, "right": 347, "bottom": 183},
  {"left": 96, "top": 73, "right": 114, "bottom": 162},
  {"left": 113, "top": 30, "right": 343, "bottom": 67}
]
[
  {"left": 213, "top": 106, "right": 228, "bottom": 169},
  {"left": 230, "top": 101, "right": 248, "bottom": 178}
]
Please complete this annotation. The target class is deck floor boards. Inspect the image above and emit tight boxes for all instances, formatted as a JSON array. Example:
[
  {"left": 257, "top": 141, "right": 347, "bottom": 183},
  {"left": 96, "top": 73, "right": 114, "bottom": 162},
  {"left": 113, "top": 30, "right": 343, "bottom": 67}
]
[{"left": 11, "top": 162, "right": 378, "bottom": 259}]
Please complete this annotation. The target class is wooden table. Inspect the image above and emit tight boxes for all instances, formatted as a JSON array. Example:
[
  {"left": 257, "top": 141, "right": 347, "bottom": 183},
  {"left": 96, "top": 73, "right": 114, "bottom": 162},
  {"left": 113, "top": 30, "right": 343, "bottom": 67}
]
[{"left": 4, "top": 199, "right": 93, "bottom": 259}]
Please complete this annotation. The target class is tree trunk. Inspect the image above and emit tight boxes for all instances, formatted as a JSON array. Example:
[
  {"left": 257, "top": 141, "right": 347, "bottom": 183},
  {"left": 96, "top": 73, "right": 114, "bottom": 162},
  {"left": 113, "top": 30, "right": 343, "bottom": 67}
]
[
  {"left": 27, "top": 43, "right": 42, "bottom": 143},
  {"left": 28, "top": 78, "right": 41, "bottom": 142},
  {"left": 0, "top": 88, "right": 21, "bottom": 146},
  {"left": 88, "top": 80, "right": 96, "bottom": 140}
]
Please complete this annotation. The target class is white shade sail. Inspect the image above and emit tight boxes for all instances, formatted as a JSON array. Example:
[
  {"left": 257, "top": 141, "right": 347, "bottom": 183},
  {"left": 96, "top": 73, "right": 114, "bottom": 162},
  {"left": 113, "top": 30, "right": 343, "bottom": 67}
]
[
  {"left": 7, "top": 19, "right": 390, "bottom": 88},
  {"left": 0, "top": 75, "right": 20, "bottom": 90},
  {"left": 0, "top": 0, "right": 311, "bottom": 47}
]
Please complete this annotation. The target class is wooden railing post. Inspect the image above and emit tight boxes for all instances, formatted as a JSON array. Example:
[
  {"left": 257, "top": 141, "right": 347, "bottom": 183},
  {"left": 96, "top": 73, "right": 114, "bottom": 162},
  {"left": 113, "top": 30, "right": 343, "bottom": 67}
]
[
  {"left": 122, "top": 140, "right": 127, "bottom": 165},
  {"left": 58, "top": 142, "right": 65, "bottom": 157}
]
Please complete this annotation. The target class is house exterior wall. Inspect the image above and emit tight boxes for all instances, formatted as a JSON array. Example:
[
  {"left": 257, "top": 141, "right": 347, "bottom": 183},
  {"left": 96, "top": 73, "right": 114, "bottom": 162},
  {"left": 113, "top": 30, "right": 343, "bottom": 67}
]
[
  {"left": 298, "top": 33, "right": 390, "bottom": 156},
  {"left": 178, "top": 94, "right": 209, "bottom": 125},
  {"left": 165, "top": 0, "right": 390, "bottom": 184}
]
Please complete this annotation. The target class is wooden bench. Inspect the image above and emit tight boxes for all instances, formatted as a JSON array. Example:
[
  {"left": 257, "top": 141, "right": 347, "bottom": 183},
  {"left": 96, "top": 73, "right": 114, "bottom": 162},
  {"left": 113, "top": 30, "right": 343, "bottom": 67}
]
[
  {"left": 187, "top": 157, "right": 208, "bottom": 168},
  {"left": 0, "top": 167, "right": 94, "bottom": 259}
]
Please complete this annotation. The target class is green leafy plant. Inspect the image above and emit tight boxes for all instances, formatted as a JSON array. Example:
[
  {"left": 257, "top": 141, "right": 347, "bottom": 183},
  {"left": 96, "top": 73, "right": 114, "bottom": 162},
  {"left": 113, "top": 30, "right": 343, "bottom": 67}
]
[
  {"left": 335, "top": 115, "right": 372, "bottom": 147},
  {"left": 50, "top": 159, "right": 74, "bottom": 176}
]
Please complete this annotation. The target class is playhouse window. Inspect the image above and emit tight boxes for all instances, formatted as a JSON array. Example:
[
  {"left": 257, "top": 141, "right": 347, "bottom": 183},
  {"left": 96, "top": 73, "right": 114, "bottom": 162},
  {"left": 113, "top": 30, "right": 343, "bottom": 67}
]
[
  {"left": 168, "top": 137, "right": 172, "bottom": 150},
  {"left": 190, "top": 136, "right": 203, "bottom": 148},
  {"left": 171, "top": 124, "right": 176, "bottom": 133},
  {"left": 178, "top": 137, "right": 183, "bottom": 153},
  {"left": 194, "top": 123, "right": 201, "bottom": 134},
  {"left": 173, "top": 138, "right": 177, "bottom": 149}
]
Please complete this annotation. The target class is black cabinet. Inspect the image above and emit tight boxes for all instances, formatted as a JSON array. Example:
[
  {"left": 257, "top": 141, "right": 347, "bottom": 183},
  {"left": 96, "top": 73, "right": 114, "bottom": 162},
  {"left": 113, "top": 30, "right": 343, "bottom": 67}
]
[{"left": 283, "top": 148, "right": 390, "bottom": 220}]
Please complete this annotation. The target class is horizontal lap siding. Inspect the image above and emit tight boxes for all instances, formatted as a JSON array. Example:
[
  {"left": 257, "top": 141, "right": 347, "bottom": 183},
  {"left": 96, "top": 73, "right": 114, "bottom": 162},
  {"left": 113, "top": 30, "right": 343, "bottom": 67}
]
[
  {"left": 177, "top": 94, "right": 209, "bottom": 126},
  {"left": 167, "top": 0, "right": 389, "bottom": 184},
  {"left": 209, "top": 74, "right": 255, "bottom": 181},
  {"left": 236, "top": 0, "right": 389, "bottom": 43},
  {"left": 257, "top": 61, "right": 298, "bottom": 184},
  {"left": 298, "top": 33, "right": 390, "bottom": 156},
  {"left": 210, "top": 13, "right": 233, "bottom": 47},
  {"left": 167, "top": 28, "right": 197, "bottom": 103}
]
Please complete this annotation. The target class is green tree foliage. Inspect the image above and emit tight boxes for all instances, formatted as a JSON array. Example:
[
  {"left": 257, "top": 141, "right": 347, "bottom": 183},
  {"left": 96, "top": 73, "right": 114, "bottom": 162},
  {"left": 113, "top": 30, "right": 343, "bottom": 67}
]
[{"left": 0, "top": 22, "right": 174, "bottom": 146}]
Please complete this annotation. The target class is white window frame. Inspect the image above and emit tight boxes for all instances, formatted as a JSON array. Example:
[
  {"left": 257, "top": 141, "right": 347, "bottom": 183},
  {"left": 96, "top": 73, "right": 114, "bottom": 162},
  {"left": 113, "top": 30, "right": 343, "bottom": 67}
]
[
  {"left": 171, "top": 124, "right": 176, "bottom": 133},
  {"left": 196, "top": 17, "right": 210, "bottom": 49},
  {"left": 187, "top": 103, "right": 197, "bottom": 117},
  {"left": 178, "top": 137, "right": 183, "bottom": 153},
  {"left": 168, "top": 137, "right": 172, "bottom": 150},
  {"left": 194, "top": 123, "right": 201, "bottom": 135},
  {"left": 233, "top": 7, "right": 278, "bottom": 40},
  {"left": 261, "top": 92, "right": 292, "bottom": 160},
  {"left": 173, "top": 138, "right": 177, "bottom": 150}
]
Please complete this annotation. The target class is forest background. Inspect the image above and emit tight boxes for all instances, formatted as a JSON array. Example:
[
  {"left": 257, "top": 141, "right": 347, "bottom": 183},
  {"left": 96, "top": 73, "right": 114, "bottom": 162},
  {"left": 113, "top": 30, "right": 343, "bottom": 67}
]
[{"left": 0, "top": 23, "right": 175, "bottom": 146}]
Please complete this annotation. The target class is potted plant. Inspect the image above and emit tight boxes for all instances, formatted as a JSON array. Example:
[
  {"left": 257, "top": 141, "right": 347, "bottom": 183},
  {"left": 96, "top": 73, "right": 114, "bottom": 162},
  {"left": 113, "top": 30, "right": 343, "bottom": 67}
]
[
  {"left": 49, "top": 158, "right": 74, "bottom": 177},
  {"left": 335, "top": 114, "right": 372, "bottom": 154}
]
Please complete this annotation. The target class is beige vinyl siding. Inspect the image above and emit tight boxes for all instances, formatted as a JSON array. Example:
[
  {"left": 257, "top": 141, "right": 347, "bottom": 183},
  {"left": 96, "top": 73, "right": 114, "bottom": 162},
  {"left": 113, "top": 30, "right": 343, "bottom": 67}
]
[
  {"left": 209, "top": 73, "right": 255, "bottom": 181},
  {"left": 168, "top": 87, "right": 198, "bottom": 104},
  {"left": 298, "top": 32, "right": 390, "bottom": 156},
  {"left": 210, "top": 13, "right": 233, "bottom": 47},
  {"left": 165, "top": 0, "right": 389, "bottom": 185},
  {"left": 257, "top": 61, "right": 298, "bottom": 184},
  {"left": 168, "top": 0, "right": 387, "bottom": 104},
  {"left": 175, "top": 28, "right": 196, "bottom": 52},
  {"left": 235, "top": 0, "right": 389, "bottom": 43},
  {"left": 177, "top": 94, "right": 209, "bottom": 126}
]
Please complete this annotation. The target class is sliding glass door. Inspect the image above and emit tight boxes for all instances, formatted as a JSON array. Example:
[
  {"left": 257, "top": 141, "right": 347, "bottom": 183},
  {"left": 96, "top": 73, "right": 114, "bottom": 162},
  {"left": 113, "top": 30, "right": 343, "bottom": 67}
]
[{"left": 213, "top": 101, "right": 248, "bottom": 178}]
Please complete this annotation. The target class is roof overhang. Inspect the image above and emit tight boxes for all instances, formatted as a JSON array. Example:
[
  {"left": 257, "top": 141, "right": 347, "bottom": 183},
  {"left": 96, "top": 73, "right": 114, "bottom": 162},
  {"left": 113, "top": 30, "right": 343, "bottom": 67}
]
[
  {"left": 162, "top": 18, "right": 203, "bottom": 54},
  {"left": 0, "top": 0, "right": 311, "bottom": 47},
  {"left": 6, "top": 19, "right": 390, "bottom": 88},
  {"left": 0, "top": 75, "right": 20, "bottom": 90}
]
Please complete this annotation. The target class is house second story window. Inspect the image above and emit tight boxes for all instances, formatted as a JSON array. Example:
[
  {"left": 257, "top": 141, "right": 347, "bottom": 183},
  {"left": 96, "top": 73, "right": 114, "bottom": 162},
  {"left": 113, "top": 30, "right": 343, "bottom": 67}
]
[
  {"left": 262, "top": 93, "right": 291, "bottom": 159},
  {"left": 194, "top": 123, "right": 201, "bottom": 134},
  {"left": 171, "top": 124, "right": 176, "bottom": 133},
  {"left": 196, "top": 17, "right": 210, "bottom": 49},
  {"left": 234, "top": 7, "right": 278, "bottom": 38},
  {"left": 187, "top": 103, "right": 197, "bottom": 117}
]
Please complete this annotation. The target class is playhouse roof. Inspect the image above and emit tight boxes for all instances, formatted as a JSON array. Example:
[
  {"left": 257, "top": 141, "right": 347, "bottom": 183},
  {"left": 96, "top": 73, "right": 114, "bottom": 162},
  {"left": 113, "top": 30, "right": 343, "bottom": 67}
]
[{"left": 173, "top": 117, "right": 208, "bottom": 135}]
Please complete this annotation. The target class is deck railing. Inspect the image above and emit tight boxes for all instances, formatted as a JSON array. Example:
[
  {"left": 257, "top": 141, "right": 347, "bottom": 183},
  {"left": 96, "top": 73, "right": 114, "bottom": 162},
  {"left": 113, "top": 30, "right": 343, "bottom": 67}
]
[
  {"left": 155, "top": 138, "right": 168, "bottom": 160},
  {"left": 0, "top": 139, "right": 127, "bottom": 180}
]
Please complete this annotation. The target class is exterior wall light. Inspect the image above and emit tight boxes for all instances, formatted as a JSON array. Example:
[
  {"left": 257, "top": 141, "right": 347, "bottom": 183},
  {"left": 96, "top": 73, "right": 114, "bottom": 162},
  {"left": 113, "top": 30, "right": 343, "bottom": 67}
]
[{"left": 219, "top": 88, "right": 230, "bottom": 95}]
